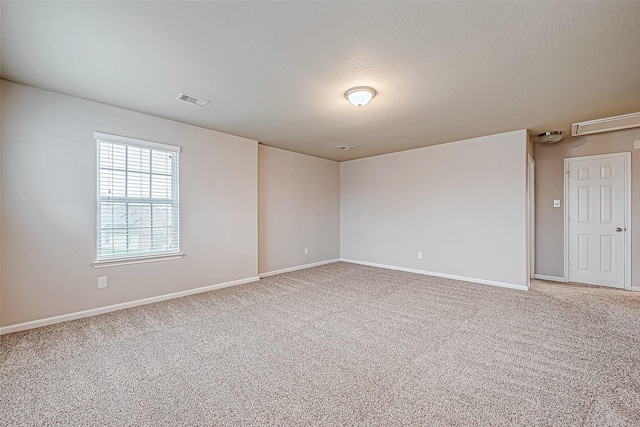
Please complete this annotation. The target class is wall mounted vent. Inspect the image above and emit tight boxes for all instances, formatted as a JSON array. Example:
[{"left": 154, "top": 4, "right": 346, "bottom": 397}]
[
  {"left": 176, "top": 92, "right": 210, "bottom": 107},
  {"left": 571, "top": 112, "right": 640, "bottom": 136}
]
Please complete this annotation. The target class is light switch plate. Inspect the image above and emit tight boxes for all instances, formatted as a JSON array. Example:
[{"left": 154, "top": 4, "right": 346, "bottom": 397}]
[
  {"left": 634, "top": 140, "right": 640, "bottom": 149},
  {"left": 553, "top": 200, "right": 561, "bottom": 208}
]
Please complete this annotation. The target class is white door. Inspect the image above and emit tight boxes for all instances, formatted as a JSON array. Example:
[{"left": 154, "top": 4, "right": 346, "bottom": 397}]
[{"left": 566, "top": 153, "right": 630, "bottom": 289}]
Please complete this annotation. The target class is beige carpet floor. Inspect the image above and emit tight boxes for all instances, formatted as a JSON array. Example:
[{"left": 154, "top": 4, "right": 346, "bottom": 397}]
[{"left": 1, "top": 262, "right": 640, "bottom": 426}]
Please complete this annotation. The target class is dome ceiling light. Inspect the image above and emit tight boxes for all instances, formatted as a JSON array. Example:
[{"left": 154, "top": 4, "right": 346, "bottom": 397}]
[
  {"left": 538, "top": 131, "right": 563, "bottom": 144},
  {"left": 344, "top": 86, "right": 376, "bottom": 107}
]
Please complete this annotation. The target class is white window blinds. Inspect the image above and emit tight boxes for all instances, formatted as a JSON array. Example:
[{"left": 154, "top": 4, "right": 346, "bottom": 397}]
[{"left": 95, "top": 132, "right": 180, "bottom": 261}]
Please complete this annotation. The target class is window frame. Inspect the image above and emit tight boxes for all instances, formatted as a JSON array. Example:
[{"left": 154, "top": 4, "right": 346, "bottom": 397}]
[{"left": 93, "top": 132, "right": 182, "bottom": 267}]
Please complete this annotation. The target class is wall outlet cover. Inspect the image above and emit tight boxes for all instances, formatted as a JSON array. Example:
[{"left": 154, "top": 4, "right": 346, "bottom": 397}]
[
  {"left": 634, "top": 140, "right": 640, "bottom": 149},
  {"left": 98, "top": 276, "right": 107, "bottom": 288}
]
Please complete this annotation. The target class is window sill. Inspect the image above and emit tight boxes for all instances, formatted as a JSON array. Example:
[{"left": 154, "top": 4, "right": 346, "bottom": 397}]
[{"left": 92, "top": 253, "right": 184, "bottom": 268}]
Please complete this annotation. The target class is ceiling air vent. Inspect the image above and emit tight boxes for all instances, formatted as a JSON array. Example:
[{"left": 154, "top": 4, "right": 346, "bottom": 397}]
[
  {"left": 572, "top": 112, "right": 640, "bottom": 136},
  {"left": 334, "top": 145, "right": 351, "bottom": 150},
  {"left": 176, "top": 92, "right": 210, "bottom": 107}
]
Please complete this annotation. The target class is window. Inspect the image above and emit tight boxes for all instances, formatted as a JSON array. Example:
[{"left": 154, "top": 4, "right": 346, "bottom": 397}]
[{"left": 95, "top": 132, "right": 180, "bottom": 262}]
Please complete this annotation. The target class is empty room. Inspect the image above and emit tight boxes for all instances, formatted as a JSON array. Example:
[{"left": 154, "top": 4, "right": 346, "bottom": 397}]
[{"left": 1, "top": 1, "right": 640, "bottom": 426}]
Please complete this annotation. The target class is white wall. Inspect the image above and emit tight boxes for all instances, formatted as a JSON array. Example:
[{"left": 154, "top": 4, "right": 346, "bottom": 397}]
[
  {"left": 0, "top": 79, "right": 3, "bottom": 322},
  {"left": 258, "top": 145, "right": 340, "bottom": 274},
  {"left": 341, "top": 130, "right": 529, "bottom": 288},
  {"left": 1, "top": 81, "right": 258, "bottom": 326}
]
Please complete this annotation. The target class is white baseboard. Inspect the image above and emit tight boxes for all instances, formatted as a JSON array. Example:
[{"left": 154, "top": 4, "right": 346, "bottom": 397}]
[
  {"left": 630, "top": 287, "right": 640, "bottom": 292},
  {"left": 259, "top": 259, "right": 340, "bottom": 278},
  {"left": 340, "top": 258, "right": 528, "bottom": 291},
  {"left": 0, "top": 276, "right": 260, "bottom": 335},
  {"left": 533, "top": 274, "right": 567, "bottom": 282}
]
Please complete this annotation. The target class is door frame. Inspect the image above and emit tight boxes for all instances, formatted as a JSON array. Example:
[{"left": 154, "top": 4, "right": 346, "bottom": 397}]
[
  {"left": 563, "top": 152, "right": 631, "bottom": 289},
  {"left": 527, "top": 154, "right": 535, "bottom": 282}
]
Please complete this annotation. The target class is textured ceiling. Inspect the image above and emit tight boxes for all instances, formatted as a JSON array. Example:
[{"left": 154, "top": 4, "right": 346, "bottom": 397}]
[{"left": 2, "top": 1, "right": 639, "bottom": 161}]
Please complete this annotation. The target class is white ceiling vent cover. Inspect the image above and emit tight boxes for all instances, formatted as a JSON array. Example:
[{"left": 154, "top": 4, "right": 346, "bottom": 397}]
[
  {"left": 176, "top": 92, "right": 210, "bottom": 107},
  {"left": 572, "top": 112, "right": 640, "bottom": 136}
]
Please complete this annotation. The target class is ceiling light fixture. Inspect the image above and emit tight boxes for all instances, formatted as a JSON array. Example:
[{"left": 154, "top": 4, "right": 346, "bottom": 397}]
[
  {"left": 345, "top": 86, "right": 376, "bottom": 107},
  {"left": 538, "top": 131, "right": 563, "bottom": 144},
  {"left": 334, "top": 145, "right": 351, "bottom": 150}
]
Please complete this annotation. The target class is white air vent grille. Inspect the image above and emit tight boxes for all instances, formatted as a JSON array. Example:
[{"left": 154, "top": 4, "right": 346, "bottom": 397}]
[
  {"left": 572, "top": 112, "right": 640, "bottom": 136},
  {"left": 176, "top": 92, "right": 210, "bottom": 107}
]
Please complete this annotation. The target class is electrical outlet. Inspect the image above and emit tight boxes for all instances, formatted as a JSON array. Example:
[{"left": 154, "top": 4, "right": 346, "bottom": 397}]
[
  {"left": 97, "top": 276, "right": 107, "bottom": 289},
  {"left": 304, "top": 248, "right": 309, "bottom": 255},
  {"left": 417, "top": 251, "right": 423, "bottom": 259},
  {"left": 553, "top": 200, "right": 561, "bottom": 208}
]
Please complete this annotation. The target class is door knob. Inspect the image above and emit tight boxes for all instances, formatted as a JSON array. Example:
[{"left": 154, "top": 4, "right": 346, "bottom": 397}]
[{"left": 616, "top": 227, "right": 623, "bottom": 232}]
